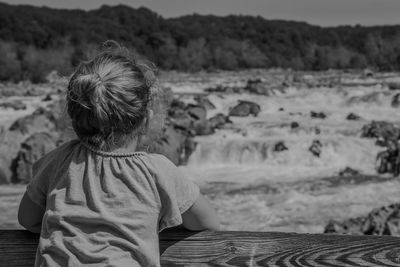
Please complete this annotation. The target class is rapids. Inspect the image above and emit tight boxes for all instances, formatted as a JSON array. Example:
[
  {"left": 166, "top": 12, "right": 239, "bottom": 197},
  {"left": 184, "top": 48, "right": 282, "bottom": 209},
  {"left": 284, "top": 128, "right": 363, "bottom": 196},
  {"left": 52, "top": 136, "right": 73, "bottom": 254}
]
[{"left": 176, "top": 85, "right": 398, "bottom": 185}]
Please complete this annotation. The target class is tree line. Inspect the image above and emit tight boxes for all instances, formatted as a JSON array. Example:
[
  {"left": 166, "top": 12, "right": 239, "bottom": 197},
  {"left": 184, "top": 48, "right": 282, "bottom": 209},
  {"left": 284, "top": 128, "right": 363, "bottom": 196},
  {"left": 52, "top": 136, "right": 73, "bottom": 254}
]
[{"left": 1, "top": 2, "right": 400, "bottom": 82}]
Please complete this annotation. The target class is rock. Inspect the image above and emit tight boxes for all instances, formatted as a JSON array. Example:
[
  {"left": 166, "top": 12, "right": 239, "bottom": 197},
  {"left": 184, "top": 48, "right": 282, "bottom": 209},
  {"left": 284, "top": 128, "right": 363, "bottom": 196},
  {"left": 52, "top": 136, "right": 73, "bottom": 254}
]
[
  {"left": 278, "top": 107, "right": 284, "bottom": 111},
  {"left": 388, "top": 82, "right": 400, "bottom": 90},
  {"left": 244, "top": 79, "right": 286, "bottom": 95},
  {"left": 324, "top": 218, "right": 365, "bottom": 235},
  {"left": 9, "top": 107, "right": 58, "bottom": 134},
  {"left": 310, "top": 111, "right": 327, "bottom": 119},
  {"left": 290, "top": 122, "right": 299, "bottom": 129},
  {"left": 42, "top": 94, "right": 52, "bottom": 102},
  {"left": 138, "top": 87, "right": 196, "bottom": 165},
  {"left": 168, "top": 95, "right": 229, "bottom": 137},
  {"left": 169, "top": 101, "right": 213, "bottom": 136},
  {"left": 363, "top": 69, "right": 374, "bottom": 78},
  {"left": 0, "top": 100, "right": 26, "bottom": 110},
  {"left": 361, "top": 121, "right": 400, "bottom": 140},
  {"left": 346, "top": 113, "right": 361, "bottom": 120},
  {"left": 376, "top": 139, "right": 400, "bottom": 176},
  {"left": 139, "top": 88, "right": 220, "bottom": 164},
  {"left": 229, "top": 100, "right": 261, "bottom": 117},
  {"left": 339, "top": 167, "right": 360, "bottom": 177},
  {"left": 309, "top": 140, "right": 322, "bottom": 157},
  {"left": 186, "top": 104, "right": 207, "bottom": 121},
  {"left": 193, "top": 121, "right": 214, "bottom": 136},
  {"left": 14, "top": 132, "right": 58, "bottom": 183},
  {"left": 194, "top": 96, "right": 215, "bottom": 110},
  {"left": 204, "top": 85, "right": 242, "bottom": 94},
  {"left": 138, "top": 123, "right": 194, "bottom": 165},
  {"left": 274, "top": 141, "right": 288, "bottom": 152},
  {"left": 0, "top": 106, "right": 62, "bottom": 184},
  {"left": 208, "top": 113, "right": 232, "bottom": 129},
  {"left": 0, "top": 97, "right": 75, "bottom": 184},
  {"left": 391, "top": 93, "right": 400, "bottom": 108},
  {"left": 167, "top": 99, "right": 193, "bottom": 131},
  {"left": 324, "top": 203, "right": 400, "bottom": 236}
]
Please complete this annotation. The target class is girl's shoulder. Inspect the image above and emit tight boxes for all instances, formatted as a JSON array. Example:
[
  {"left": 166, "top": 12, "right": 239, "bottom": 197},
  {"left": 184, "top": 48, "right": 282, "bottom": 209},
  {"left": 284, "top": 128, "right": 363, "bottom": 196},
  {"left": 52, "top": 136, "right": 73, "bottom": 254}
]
[
  {"left": 33, "top": 140, "right": 80, "bottom": 171},
  {"left": 143, "top": 153, "right": 177, "bottom": 170}
]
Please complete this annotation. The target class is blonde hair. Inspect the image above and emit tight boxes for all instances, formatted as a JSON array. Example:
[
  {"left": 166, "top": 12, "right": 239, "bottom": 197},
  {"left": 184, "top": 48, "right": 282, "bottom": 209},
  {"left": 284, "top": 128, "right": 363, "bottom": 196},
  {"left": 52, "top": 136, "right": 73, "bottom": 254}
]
[{"left": 67, "top": 41, "right": 157, "bottom": 150}]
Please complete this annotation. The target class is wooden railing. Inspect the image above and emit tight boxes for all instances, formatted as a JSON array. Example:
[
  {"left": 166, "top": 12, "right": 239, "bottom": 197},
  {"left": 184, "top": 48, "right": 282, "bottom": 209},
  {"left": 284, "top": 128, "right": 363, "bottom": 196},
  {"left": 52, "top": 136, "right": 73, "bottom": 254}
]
[{"left": 1, "top": 229, "right": 399, "bottom": 266}]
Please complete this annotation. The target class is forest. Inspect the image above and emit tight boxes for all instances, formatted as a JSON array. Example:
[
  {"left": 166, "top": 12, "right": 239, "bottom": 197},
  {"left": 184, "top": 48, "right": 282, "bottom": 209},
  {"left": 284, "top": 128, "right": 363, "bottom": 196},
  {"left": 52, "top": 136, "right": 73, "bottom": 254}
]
[{"left": 1, "top": 2, "right": 400, "bottom": 82}]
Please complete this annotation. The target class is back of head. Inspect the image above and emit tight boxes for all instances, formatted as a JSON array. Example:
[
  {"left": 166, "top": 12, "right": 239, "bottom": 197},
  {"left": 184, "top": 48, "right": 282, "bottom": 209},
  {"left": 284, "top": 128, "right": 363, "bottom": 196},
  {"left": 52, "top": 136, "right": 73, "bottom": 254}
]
[{"left": 67, "top": 41, "right": 157, "bottom": 150}]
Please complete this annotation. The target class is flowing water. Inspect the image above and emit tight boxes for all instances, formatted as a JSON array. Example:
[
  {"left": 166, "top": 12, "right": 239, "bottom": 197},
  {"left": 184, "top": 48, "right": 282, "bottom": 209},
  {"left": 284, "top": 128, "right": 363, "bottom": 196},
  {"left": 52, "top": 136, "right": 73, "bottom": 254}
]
[
  {"left": 1, "top": 72, "right": 400, "bottom": 232},
  {"left": 171, "top": 79, "right": 400, "bottom": 232}
]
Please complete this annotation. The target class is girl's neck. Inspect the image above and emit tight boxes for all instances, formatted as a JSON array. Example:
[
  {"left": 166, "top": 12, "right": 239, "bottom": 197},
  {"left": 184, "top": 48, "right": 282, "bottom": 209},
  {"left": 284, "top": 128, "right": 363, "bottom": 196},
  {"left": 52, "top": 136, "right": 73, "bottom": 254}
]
[{"left": 107, "top": 137, "right": 139, "bottom": 154}]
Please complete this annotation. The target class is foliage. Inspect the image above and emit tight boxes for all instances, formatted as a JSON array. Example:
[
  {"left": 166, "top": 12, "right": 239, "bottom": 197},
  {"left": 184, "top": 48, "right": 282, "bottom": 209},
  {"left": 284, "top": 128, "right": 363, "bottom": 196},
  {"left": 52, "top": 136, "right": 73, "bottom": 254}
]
[{"left": 1, "top": 2, "right": 400, "bottom": 82}]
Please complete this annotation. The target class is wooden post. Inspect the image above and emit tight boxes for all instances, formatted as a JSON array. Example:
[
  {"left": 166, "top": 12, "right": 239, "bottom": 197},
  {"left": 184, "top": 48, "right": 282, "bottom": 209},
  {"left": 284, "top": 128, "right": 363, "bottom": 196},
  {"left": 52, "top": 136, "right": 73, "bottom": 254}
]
[{"left": 1, "top": 230, "right": 399, "bottom": 266}]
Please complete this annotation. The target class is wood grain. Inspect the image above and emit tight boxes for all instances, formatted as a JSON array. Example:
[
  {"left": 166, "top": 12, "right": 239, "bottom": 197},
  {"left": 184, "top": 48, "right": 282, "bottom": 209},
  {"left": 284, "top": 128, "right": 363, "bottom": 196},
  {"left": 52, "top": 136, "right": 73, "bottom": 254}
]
[{"left": 0, "top": 230, "right": 399, "bottom": 266}]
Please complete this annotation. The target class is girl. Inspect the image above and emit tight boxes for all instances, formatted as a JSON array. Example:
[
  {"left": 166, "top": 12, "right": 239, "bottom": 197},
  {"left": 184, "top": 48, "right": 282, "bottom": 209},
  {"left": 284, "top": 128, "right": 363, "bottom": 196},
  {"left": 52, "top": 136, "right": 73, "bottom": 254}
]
[{"left": 18, "top": 41, "right": 219, "bottom": 267}]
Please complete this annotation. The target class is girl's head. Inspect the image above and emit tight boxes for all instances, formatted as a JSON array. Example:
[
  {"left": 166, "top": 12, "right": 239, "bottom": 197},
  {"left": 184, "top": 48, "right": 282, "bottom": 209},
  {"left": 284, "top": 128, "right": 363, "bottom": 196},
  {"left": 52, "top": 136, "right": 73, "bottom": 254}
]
[{"left": 67, "top": 41, "right": 157, "bottom": 150}]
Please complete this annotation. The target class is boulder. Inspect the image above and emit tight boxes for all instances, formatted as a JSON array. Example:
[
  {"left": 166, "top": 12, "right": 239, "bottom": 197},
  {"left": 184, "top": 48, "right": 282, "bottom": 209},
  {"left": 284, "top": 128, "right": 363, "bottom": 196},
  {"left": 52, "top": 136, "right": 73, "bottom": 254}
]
[
  {"left": 208, "top": 113, "right": 232, "bottom": 129},
  {"left": 309, "top": 140, "right": 322, "bottom": 157},
  {"left": 388, "top": 82, "right": 400, "bottom": 90},
  {"left": 186, "top": 104, "right": 207, "bottom": 121},
  {"left": 139, "top": 88, "right": 209, "bottom": 165},
  {"left": 168, "top": 98, "right": 232, "bottom": 137},
  {"left": 391, "top": 93, "right": 400, "bottom": 108},
  {"left": 346, "top": 113, "right": 361, "bottom": 121},
  {"left": 361, "top": 121, "right": 400, "bottom": 140},
  {"left": 14, "top": 132, "right": 58, "bottom": 183},
  {"left": 169, "top": 100, "right": 211, "bottom": 136},
  {"left": 376, "top": 139, "right": 400, "bottom": 176},
  {"left": 324, "top": 203, "right": 400, "bottom": 236},
  {"left": 0, "top": 100, "right": 26, "bottom": 110},
  {"left": 0, "top": 107, "right": 61, "bottom": 184},
  {"left": 338, "top": 167, "right": 360, "bottom": 177},
  {"left": 0, "top": 96, "right": 74, "bottom": 184},
  {"left": 363, "top": 69, "right": 374, "bottom": 78},
  {"left": 138, "top": 87, "right": 194, "bottom": 165},
  {"left": 290, "top": 122, "right": 299, "bottom": 129},
  {"left": 193, "top": 121, "right": 214, "bottom": 136},
  {"left": 42, "top": 94, "right": 52, "bottom": 102},
  {"left": 138, "top": 123, "right": 194, "bottom": 166},
  {"left": 204, "top": 85, "right": 242, "bottom": 94},
  {"left": 229, "top": 100, "right": 261, "bottom": 117},
  {"left": 274, "top": 141, "right": 288, "bottom": 152},
  {"left": 194, "top": 96, "right": 216, "bottom": 110},
  {"left": 9, "top": 107, "right": 58, "bottom": 134},
  {"left": 244, "top": 79, "right": 286, "bottom": 95},
  {"left": 310, "top": 111, "right": 326, "bottom": 119}
]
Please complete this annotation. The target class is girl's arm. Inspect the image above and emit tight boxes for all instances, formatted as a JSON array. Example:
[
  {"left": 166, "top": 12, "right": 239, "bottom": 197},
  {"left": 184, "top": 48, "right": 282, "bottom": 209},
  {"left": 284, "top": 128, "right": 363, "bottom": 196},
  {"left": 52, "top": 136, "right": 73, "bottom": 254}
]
[
  {"left": 181, "top": 194, "right": 220, "bottom": 231},
  {"left": 18, "top": 192, "right": 45, "bottom": 233}
]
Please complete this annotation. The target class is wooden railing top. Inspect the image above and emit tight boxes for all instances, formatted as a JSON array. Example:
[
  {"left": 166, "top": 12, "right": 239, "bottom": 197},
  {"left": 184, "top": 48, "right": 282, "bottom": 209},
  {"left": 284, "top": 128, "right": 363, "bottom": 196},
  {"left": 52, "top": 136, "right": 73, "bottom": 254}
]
[{"left": 0, "top": 230, "right": 399, "bottom": 266}]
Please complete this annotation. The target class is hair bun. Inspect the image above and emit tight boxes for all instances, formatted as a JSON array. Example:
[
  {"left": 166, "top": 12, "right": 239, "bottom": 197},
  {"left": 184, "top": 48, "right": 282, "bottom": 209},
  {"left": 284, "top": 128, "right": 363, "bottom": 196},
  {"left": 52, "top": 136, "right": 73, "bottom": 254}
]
[{"left": 67, "top": 41, "right": 156, "bottom": 150}]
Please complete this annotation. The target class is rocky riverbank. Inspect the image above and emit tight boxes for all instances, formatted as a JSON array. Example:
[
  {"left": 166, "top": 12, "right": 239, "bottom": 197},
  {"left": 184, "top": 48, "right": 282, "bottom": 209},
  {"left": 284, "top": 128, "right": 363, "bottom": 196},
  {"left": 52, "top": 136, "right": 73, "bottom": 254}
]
[{"left": 1, "top": 69, "right": 400, "bottom": 234}]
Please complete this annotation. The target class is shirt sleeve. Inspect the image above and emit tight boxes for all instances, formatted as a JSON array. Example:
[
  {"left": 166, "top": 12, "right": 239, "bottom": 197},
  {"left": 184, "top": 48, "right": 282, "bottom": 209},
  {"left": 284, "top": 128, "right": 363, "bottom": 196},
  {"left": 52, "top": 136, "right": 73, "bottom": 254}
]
[
  {"left": 26, "top": 157, "right": 50, "bottom": 209},
  {"left": 152, "top": 155, "right": 200, "bottom": 231}
]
